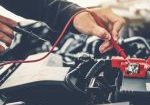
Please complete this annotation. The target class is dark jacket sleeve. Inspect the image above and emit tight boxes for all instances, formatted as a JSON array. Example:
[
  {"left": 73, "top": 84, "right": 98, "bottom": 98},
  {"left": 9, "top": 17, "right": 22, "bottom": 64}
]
[{"left": 0, "top": 0, "right": 83, "bottom": 31}]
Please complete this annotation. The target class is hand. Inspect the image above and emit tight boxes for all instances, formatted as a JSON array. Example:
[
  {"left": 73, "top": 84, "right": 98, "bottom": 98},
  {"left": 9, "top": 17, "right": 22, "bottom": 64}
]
[
  {"left": 0, "top": 15, "right": 17, "bottom": 53},
  {"left": 73, "top": 7, "right": 126, "bottom": 53}
]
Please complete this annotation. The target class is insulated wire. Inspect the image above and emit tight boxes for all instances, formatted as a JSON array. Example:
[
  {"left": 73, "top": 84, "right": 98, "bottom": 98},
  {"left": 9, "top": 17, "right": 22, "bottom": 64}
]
[
  {"left": 0, "top": 9, "right": 91, "bottom": 66},
  {"left": 0, "top": 9, "right": 128, "bottom": 67},
  {"left": 14, "top": 25, "right": 49, "bottom": 42}
]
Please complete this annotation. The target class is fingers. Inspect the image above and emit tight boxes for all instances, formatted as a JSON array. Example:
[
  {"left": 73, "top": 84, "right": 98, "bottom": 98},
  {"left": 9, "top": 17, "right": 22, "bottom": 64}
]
[
  {"left": 99, "top": 40, "right": 113, "bottom": 53},
  {"left": 0, "top": 32, "right": 12, "bottom": 46},
  {"left": 0, "top": 22, "right": 14, "bottom": 38},
  {"left": 73, "top": 12, "right": 111, "bottom": 40},
  {"left": 91, "top": 25, "right": 111, "bottom": 40},
  {"left": 0, "top": 16, "right": 17, "bottom": 53},
  {"left": 0, "top": 46, "right": 5, "bottom": 53},
  {"left": 112, "top": 19, "right": 126, "bottom": 40},
  {"left": 0, "top": 16, "right": 15, "bottom": 47},
  {"left": 0, "top": 15, "right": 17, "bottom": 27},
  {"left": 74, "top": 9, "right": 126, "bottom": 54},
  {"left": 107, "top": 15, "right": 126, "bottom": 40}
]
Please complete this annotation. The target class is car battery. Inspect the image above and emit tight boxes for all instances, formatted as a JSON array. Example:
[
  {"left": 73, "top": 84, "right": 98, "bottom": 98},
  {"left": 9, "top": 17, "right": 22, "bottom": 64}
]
[{"left": 111, "top": 56, "right": 150, "bottom": 104}]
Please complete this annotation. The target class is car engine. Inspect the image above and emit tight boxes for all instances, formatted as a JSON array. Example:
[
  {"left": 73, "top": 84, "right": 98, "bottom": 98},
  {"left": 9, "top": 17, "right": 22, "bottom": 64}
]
[{"left": 0, "top": 20, "right": 149, "bottom": 105}]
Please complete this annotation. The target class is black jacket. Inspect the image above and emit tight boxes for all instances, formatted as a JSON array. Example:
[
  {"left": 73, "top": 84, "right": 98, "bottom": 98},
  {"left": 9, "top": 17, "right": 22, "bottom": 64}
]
[{"left": 0, "top": 0, "right": 83, "bottom": 32}]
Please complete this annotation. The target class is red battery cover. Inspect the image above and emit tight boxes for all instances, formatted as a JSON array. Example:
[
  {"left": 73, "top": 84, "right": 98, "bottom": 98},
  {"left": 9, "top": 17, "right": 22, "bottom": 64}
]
[{"left": 111, "top": 56, "right": 148, "bottom": 78}]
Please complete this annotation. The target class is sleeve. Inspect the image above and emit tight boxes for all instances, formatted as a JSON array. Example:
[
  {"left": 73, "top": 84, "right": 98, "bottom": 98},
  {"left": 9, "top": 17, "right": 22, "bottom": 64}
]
[{"left": 0, "top": 0, "right": 84, "bottom": 32}]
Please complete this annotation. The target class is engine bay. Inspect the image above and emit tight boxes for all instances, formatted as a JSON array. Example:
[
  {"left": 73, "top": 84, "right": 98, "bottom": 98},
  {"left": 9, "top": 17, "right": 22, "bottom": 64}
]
[{"left": 0, "top": 19, "right": 149, "bottom": 105}]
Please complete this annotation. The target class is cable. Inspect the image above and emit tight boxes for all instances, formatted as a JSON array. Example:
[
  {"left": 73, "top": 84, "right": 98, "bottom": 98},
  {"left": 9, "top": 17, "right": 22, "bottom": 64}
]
[
  {"left": 0, "top": 9, "right": 91, "bottom": 66},
  {"left": 65, "top": 62, "right": 87, "bottom": 95},
  {"left": 13, "top": 25, "right": 49, "bottom": 42},
  {"left": 123, "top": 36, "right": 150, "bottom": 52},
  {"left": 0, "top": 9, "right": 127, "bottom": 66},
  {"left": 85, "top": 59, "right": 107, "bottom": 79},
  {"left": 90, "top": 11, "right": 127, "bottom": 59}
]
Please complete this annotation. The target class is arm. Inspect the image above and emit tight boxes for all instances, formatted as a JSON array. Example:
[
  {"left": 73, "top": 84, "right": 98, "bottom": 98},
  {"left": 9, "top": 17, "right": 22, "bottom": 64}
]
[
  {"left": 0, "top": 0, "right": 125, "bottom": 54},
  {"left": 0, "top": 0, "right": 83, "bottom": 31}
]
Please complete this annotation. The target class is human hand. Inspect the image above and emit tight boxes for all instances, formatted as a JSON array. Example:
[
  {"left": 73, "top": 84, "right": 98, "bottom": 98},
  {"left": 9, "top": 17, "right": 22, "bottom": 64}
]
[
  {"left": 73, "top": 7, "right": 126, "bottom": 53},
  {"left": 0, "top": 15, "right": 17, "bottom": 53}
]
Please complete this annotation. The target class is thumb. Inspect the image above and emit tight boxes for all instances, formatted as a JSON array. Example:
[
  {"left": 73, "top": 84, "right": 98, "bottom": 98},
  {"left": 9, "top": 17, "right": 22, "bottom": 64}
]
[{"left": 91, "top": 25, "right": 111, "bottom": 40}]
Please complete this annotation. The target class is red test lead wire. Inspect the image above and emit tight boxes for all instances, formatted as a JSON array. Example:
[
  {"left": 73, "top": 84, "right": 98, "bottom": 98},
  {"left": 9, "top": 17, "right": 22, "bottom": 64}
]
[
  {"left": 90, "top": 11, "right": 127, "bottom": 59},
  {"left": 0, "top": 9, "right": 127, "bottom": 67},
  {"left": 0, "top": 9, "right": 91, "bottom": 66}
]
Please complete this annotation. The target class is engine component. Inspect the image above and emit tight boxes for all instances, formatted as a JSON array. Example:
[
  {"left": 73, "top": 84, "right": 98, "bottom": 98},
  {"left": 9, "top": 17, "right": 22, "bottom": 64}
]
[
  {"left": 112, "top": 56, "right": 150, "bottom": 78},
  {"left": 0, "top": 13, "right": 149, "bottom": 105}
]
